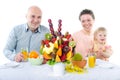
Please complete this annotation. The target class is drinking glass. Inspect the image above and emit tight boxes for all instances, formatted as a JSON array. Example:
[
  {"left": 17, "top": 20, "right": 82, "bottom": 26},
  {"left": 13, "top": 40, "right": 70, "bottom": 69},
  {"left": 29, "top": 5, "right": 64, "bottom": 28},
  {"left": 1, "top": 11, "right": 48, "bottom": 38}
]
[
  {"left": 21, "top": 48, "right": 28, "bottom": 61},
  {"left": 88, "top": 54, "right": 96, "bottom": 68}
]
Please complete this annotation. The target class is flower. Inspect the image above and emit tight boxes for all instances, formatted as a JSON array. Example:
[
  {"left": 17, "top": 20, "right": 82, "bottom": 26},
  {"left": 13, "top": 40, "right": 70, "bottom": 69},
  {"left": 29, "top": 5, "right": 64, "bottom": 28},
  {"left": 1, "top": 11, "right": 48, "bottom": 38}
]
[{"left": 40, "top": 19, "right": 76, "bottom": 65}]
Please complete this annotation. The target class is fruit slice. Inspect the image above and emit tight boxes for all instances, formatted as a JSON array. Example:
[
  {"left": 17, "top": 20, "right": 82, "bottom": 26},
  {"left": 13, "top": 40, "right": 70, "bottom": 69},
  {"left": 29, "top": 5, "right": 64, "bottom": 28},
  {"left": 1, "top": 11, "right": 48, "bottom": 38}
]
[
  {"left": 45, "top": 33, "right": 52, "bottom": 40},
  {"left": 66, "top": 51, "right": 73, "bottom": 60},
  {"left": 69, "top": 41, "right": 76, "bottom": 47},
  {"left": 43, "top": 42, "right": 54, "bottom": 54},
  {"left": 43, "top": 52, "right": 52, "bottom": 59},
  {"left": 58, "top": 39, "right": 62, "bottom": 45},
  {"left": 54, "top": 40, "right": 58, "bottom": 49},
  {"left": 55, "top": 55, "right": 61, "bottom": 62},
  {"left": 40, "top": 45, "right": 44, "bottom": 54},
  {"left": 60, "top": 53, "right": 66, "bottom": 62},
  {"left": 56, "top": 47, "right": 62, "bottom": 56}
]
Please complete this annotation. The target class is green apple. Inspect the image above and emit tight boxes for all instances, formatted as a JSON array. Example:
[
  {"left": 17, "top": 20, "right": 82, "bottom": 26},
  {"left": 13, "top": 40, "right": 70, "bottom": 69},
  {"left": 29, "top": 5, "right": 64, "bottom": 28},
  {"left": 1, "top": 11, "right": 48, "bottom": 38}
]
[{"left": 72, "top": 53, "right": 83, "bottom": 61}]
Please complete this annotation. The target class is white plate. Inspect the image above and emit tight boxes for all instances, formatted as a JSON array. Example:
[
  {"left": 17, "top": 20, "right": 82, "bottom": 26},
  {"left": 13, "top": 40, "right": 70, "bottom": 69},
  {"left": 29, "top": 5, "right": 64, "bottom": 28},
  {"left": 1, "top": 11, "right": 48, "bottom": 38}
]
[
  {"left": 0, "top": 62, "right": 20, "bottom": 69},
  {"left": 5, "top": 62, "right": 20, "bottom": 67},
  {"left": 98, "top": 63, "right": 114, "bottom": 69}
]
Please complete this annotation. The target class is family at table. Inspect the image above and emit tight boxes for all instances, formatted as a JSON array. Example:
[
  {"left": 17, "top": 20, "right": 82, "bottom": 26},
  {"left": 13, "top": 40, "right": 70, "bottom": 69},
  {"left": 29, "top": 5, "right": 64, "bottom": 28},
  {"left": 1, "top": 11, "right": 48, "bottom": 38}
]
[{"left": 3, "top": 5, "right": 113, "bottom": 64}]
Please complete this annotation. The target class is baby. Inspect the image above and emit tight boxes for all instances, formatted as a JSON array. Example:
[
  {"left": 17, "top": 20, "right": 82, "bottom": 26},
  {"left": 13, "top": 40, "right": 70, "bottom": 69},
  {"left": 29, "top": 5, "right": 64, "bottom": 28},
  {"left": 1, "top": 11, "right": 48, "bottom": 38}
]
[{"left": 92, "top": 27, "right": 113, "bottom": 61}]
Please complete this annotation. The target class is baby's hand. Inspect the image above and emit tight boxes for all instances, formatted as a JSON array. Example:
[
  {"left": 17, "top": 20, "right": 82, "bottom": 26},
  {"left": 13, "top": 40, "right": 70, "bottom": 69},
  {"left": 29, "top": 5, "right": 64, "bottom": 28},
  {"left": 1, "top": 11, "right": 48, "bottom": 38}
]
[
  {"left": 103, "top": 45, "right": 111, "bottom": 52},
  {"left": 98, "top": 47, "right": 106, "bottom": 55},
  {"left": 105, "top": 45, "right": 111, "bottom": 49},
  {"left": 99, "top": 47, "right": 104, "bottom": 52},
  {"left": 102, "top": 45, "right": 112, "bottom": 58}
]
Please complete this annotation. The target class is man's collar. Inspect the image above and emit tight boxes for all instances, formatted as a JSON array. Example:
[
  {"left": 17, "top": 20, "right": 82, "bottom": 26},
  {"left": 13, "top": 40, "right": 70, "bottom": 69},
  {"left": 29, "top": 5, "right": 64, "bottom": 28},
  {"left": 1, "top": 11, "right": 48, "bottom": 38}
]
[{"left": 25, "top": 24, "right": 41, "bottom": 33}]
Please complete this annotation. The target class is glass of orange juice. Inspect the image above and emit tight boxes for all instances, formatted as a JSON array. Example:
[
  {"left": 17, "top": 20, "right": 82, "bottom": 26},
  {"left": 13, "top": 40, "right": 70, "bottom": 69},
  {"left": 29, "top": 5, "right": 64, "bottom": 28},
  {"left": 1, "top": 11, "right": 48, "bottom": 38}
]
[
  {"left": 21, "top": 48, "right": 28, "bottom": 61},
  {"left": 88, "top": 54, "right": 96, "bottom": 68}
]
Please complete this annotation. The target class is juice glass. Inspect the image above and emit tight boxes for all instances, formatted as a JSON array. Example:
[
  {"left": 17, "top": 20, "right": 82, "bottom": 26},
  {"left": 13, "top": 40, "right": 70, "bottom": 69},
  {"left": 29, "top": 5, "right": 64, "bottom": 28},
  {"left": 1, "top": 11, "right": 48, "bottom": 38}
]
[
  {"left": 21, "top": 48, "right": 28, "bottom": 61},
  {"left": 88, "top": 54, "right": 96, "bottom": 68}
]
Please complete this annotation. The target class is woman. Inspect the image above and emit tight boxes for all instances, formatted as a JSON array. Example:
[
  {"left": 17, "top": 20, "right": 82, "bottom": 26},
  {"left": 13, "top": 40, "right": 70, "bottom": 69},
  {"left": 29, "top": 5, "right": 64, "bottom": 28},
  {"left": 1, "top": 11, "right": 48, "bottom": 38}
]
[{"left": 72, "top": 9, "right": 95, "bottom": 58}]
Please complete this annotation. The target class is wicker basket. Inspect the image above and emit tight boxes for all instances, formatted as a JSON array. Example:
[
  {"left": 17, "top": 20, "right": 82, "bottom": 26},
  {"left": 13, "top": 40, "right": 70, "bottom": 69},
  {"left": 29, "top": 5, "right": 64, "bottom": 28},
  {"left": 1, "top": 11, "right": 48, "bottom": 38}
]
[{"left": 72, "top": 60, "right": 87, "bottom": 68}]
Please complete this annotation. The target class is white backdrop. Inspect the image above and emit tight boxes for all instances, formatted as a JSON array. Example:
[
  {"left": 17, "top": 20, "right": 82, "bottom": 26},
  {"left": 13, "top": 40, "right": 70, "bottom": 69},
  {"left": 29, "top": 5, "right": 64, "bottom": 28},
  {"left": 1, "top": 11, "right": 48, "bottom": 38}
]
[{"left": 0, "top": 0, "right": 120, "bottom": 66}]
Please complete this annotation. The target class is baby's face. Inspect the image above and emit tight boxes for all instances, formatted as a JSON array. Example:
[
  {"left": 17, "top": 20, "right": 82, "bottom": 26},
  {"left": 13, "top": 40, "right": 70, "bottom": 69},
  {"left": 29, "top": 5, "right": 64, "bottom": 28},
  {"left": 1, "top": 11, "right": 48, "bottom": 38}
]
[{"left": 96, "top": 31, "right": 106, "bottom": 44}]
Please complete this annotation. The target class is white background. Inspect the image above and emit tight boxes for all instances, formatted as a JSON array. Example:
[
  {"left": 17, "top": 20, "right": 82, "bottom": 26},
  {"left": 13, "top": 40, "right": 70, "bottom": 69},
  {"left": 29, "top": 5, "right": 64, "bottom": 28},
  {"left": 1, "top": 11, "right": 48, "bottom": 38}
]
[{"left": 0, "top": 0, "right": 120, "bottom": 66}]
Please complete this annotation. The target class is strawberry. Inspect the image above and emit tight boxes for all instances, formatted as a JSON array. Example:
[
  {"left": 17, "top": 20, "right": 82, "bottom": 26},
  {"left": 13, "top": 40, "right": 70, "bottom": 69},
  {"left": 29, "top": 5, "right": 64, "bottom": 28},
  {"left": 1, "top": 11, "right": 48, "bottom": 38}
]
[
  {"left": 51, "top": 38, "right": 56, "bottom": 43},
  {"left": 44, "top": 40, "right": 49, "bottom": 44},
  {"left": 60, "top": 53, "right": 66, "bottom": 62},
  {"left": 66, "top": 34, "right": 71, "bottom": 39}
]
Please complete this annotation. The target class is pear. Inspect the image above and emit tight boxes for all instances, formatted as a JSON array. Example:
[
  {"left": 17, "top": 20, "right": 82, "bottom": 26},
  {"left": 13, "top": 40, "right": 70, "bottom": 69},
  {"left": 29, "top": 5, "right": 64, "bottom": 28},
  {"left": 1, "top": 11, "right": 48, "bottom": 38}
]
[
  {"left": 66, "top": 51, "right": 73, "bottom": 60},
  {"left": 55, "top": 55, "right": 61, "bottom": 62},
  {"left": 54, "top": 40, "right": 58, "bottom": 49}
]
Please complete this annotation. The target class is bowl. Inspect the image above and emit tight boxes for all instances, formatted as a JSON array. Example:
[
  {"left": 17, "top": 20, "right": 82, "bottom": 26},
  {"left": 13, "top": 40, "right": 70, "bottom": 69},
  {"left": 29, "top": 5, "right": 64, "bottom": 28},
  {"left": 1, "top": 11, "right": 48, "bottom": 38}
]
[
  {"left": 72, "top": 60, "right": 87, "bottom": 68},
  {"left": 28, "top": 57, "right": 43, "bottom": 65}
]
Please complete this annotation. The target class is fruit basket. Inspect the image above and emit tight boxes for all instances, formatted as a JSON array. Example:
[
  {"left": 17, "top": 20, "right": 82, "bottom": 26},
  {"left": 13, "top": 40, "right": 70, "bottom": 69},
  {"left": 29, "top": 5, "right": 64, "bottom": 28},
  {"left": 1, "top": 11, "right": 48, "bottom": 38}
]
[
  {"left": 72, "top": 60, "right": 87, "bottom": 68},
  {"left": 71, "top": 53, "right": 87, "bottom": 68}
]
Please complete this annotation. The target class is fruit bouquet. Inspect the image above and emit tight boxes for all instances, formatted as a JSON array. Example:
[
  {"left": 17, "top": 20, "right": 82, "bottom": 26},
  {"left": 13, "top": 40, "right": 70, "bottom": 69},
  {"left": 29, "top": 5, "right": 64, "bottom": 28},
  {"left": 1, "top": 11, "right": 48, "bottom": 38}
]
[{"left": 40, "top": 19, "right": 76, "bottom": 65}]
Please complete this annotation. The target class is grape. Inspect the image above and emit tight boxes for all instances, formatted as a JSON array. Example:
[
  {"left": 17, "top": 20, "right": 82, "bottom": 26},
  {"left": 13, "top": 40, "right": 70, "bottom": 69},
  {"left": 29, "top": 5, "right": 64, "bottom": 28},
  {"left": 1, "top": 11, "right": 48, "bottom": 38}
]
[
  {"left": 57, "top": 19, "right": 62, "bottom": 36},
  {"left": 50, "top": 28, "right": 53, "bottom": 31},
  {"left": 58, "top": 28, "right": 61, "bottom": 32},
  {"left": 50, "top": 52, "right": 56, "bottom": 59},
  {"left": 62, "top": 46, "right": 70, "bottom": 53},
  {"left": 58, "top": 24, "right": 62, "bottom": 27},
  {"left": 48, "top": 19, "right": 52, "bottom": 23},
  {"left": 58, "top": 19, "right": 62, "bottom": 23},
  {"left": 57, "top": 32, "right": 61, "bottom": 36},
  {"left": 46, "top": 44, "right": 50, "bottom": 47},
  {"left": 49, "top": 23, "right": 53, "bottom": 27}
]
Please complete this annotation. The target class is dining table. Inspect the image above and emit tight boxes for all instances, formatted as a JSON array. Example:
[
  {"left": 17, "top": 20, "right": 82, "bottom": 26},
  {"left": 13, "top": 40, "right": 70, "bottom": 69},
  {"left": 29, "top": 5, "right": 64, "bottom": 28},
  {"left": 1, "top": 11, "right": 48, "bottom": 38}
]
[{"left": 0, "top": 59, "right": 120, "bottom": 80}]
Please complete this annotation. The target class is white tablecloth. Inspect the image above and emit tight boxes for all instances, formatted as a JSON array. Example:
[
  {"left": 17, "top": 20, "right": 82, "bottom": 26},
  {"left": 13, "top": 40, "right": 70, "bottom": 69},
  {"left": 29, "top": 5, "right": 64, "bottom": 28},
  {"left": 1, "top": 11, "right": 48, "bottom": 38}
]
[{"left": 0, "top": 59, "right": 120, "bottom": 80}]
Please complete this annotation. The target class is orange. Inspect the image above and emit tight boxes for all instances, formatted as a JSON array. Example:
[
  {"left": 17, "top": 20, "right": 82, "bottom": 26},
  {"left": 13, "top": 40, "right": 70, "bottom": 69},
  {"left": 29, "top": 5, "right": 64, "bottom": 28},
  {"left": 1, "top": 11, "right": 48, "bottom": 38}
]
[
  {"left": 43, "top": 52, "right": 52, "bottom": 59},
  {"left": 29, "top": 50, "right": 39, "bottom": 58},
  {"left": 56, "top": 47, "right": 62, "bottom": 56}
]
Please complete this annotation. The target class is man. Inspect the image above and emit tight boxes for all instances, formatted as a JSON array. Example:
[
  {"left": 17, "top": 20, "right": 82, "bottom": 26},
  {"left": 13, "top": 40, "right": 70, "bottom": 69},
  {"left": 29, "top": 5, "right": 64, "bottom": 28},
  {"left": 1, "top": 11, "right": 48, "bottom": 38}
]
[{"left": 3, "top": 6, "right": 49, "bottom": 62}]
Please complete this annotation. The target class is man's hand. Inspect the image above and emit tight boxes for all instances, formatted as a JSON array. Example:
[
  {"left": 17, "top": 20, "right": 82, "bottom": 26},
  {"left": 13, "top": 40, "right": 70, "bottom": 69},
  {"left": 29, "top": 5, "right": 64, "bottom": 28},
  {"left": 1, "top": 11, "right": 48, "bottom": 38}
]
[{"left": 14, "top": 52, "right": 24, "bottom": 62}]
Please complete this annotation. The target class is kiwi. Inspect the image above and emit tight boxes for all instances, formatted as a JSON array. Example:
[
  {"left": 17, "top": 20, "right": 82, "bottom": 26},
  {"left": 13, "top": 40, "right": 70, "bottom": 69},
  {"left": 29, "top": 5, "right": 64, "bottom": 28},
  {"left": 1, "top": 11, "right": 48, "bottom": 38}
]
[
  {"left": 69, "top": 41, "right": 76, "bottom": 47},
  {"left": 45, "top": 33, "right": 52, "bottom": 40}
]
